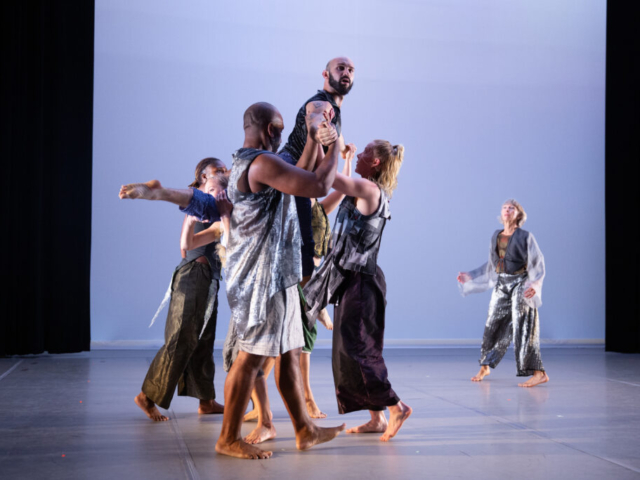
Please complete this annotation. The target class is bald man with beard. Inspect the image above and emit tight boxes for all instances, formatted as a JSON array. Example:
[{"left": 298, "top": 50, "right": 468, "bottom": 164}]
[
  {"left": 213, "top": 102, "right": 345, "bottom": 459},
  {"left": 273, "top": 57, "right": 357, "bottom": 419}
]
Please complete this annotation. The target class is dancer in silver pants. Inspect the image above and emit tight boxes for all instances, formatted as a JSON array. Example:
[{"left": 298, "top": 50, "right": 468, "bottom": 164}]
[
  {"left": 458, "top": 199, "right": 549, "bottom": 387},
  {"left": 480, "top": 273, "right": 544, "bottom": 376}
]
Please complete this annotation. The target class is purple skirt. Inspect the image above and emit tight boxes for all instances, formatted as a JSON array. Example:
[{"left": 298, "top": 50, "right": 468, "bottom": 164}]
[{"left": 332, "top": 266, "right": 400, "bottom": 414}]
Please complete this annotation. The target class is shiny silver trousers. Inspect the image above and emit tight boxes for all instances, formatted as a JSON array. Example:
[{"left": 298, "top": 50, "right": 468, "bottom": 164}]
[{"left": 479, "top": 273, "right": 544, "bottom": 376}]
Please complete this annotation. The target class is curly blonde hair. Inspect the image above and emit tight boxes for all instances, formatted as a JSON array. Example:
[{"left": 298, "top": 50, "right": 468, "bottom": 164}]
[
  {"left": 498, "top": 199, "right": 527, "bottom": 227},
  {"left": 369, "top": 140, "right": 405, "bottom": 198}
]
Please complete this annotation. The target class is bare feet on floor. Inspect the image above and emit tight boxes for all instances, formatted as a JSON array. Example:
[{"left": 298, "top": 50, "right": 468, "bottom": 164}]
[
  {"left": 244, "top": 424, "right": 277, "bottom": 444},
  {"left": 518, "top": 371, "right": 549, "bottom": 388},
  {"left": 346, "top": 416, "right": 387, "bottom": 434},
  {"left": 380, "top": 401, "right": 412, "bottom": 442},
  {"left": 215, "top": 439, "right": 272, "bottom": 459},
  {"left": 306, "top": 399, "right": 327, "bottom": 419},
  {"left": 198, "top": 399, "right": 224, "bottom": 414},
  {"left": 134, "top": 392, "right": 169, "bottom": 422},
  {"left": 296, "top": 424, "right": 346, "bottom": 451},
  {"left": 472, "top": 365, "right": 490, "bottom": 382}
]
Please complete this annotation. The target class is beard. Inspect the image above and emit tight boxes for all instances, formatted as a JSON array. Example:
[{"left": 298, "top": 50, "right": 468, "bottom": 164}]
[{"left": 328, "top": 71, "right": 354, "bottom": 96}]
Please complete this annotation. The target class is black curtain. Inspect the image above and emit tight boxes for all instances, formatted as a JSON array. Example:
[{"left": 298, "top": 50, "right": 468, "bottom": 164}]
[
  {"left": 605, "top": 3, "right": 640, "bottom": 352},
  {"left": 1, "top": 1, "right": 94, "bottom": 355}
]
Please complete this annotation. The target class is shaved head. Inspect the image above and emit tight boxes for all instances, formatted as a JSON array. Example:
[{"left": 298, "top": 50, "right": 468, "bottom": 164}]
[
  {"left": 325, "top": 56, "right": 354, "bottom": 71},
  {"left": 243, "top": 102, "right": 281, "bottom": 130},
  {"left": 243, "top": 102, "right": 284, "bottom": 152}
]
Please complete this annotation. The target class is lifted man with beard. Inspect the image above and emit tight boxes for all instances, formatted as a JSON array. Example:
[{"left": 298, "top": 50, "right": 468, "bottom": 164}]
[{"left": 274, "top": 56, "right": 357, "bottom": 419}]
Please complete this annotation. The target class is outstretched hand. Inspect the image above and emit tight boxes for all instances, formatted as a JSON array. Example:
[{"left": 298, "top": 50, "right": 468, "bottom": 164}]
[
  {"left": 524, "top": 287, "right": 536, "bottom": 299},
  {"left": 457, "top": 272, "right": 471, "bottom": 284},
  {"left": 216, "top": 190, "right": 233, "bottom": 217},
  {"left": 119, "top": 180, "right": 162, "bottom": 200}
]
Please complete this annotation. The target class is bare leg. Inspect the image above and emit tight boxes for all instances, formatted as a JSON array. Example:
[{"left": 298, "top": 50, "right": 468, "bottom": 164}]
[
  {"left": 275, "top": 348, "right": 345, "bottom": 451},
  {"left": 244, "top": 375, "right": 277, "bottom": 444},
  {"left": 134, "top": 392, "right": 169, "bottom": 422},
  {"left": 198, "top": 399, "right": 224, "bottom": 414},
  {"left": 119, "top": 180, "right": 162, "bottom": 199},
  {"left": 518, "top": 370, "right": 549, "bottom": 388},
  {"left": 244, "top": 357, "right": 276, "bottom": 422},
  {"left": 472, "top": 365, "right": 491, "bottom": 382},
  {"left": 300, "top": 353, "right": 326, "bottom": 418},
  {"left": 346, "top": 410, "right": 387, "bottom": 434},
  {"left": 215, "top": 352, "right": 273, "bottom": 459},
  {"left": 317, "top": 308, "right": 333, "bottom": 330},
  {"left": 380, "top": 401, "right": 412, "bottom": 442}
]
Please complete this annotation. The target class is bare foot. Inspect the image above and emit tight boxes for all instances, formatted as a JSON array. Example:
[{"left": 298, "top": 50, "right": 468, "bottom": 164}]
[
  {"left": 199, "top": 399, "right": 224, "bottom": 414},
  {"left": 119, "top": 180, "right": 161, "bottom": 199},
  {"left": 518, "top": 371, "right": 549, "bottom": 388},
  {"left": 215, "top": 438, "right": 272, "bottom": 459},
  {"left": 347, "top": 417, "right": 387, "bottom": 434},
  {"left": 296, "top": 424, "right": 346, "bottom": 451},
  {"left": 380, "top": 401, "right": 412, "bottom": 442},
  {"left": 244, "top": 424, "right": 277, "bottom": 444},
  {"left": 243, "top": 408, "right": 272, "bottom": 423},
  {"left": 306, "top": 399, "right": 327, "bottom": 419},
  {"left": 317, "top": 309, "right": 333, "bottom": 330},
  {"left": 472, "top": 365, "right": 490, "bottom": 382},
  {"left": 134, "top": 392, "right": 169, "bottom": 422}
]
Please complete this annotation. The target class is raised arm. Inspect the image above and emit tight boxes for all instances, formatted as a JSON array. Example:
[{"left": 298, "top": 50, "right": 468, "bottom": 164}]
[
  {"left": 296, "top": 101, "right": 336, "bottom": 172},
  {"left": 248, "top": 124, "right": 340, "bottom": 198},
  {"left": 320, "top": 149, "right": 354, "bottom": 214}
]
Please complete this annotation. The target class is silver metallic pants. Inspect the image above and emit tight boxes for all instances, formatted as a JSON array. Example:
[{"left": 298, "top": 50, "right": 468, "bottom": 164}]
[{"left": 479, "top": 273, "right": 544, "bottom": 376}]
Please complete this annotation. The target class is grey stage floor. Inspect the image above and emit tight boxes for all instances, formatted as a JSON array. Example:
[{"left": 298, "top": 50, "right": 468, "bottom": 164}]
[{"left": 1, "top": 348, "right": 639, "bottom": 480}]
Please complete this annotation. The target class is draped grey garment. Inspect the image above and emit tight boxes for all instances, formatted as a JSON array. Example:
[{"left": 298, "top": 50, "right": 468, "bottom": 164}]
[
  {"left": 303, "top": 187, "right": 391, "bottom": 322},
  {"left": 225, "top": 148, "right": 302, "bottom": 340}
]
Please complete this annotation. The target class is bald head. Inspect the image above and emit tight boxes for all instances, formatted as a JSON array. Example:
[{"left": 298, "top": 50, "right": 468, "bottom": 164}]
[
  {"left": 325, "top": 56, "right": 354, "bottom": 71},
  {"left": 243, "top": 102, "right": 284, "bottom": 152},
  {"left": 243, "top": 102, "right": 281, "bottom": 130}
]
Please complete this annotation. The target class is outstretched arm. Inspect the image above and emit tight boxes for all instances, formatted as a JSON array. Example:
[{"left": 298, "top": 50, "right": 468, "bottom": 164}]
[
  {"left": 332, "top": 172, "right": 380, "bottom": 215},
  {"left": 248, "top": 122, "right": 340, "bottom": 198}
]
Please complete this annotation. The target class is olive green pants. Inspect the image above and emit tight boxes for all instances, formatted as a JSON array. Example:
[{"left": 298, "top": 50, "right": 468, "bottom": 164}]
[{"left": 142, "top": 261, "right": 219, "bottom": 409}]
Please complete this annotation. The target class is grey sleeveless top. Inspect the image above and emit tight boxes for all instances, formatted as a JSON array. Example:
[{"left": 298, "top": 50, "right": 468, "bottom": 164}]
[
  {"left": 225, "top": 148, "right": 302, "bottom": 339},
  {"left": 303, "top": 186, "right": 390, "bottom": 321}
]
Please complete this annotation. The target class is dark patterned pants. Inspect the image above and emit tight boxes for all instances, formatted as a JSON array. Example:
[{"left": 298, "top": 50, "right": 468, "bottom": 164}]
[{"left": 142, "top": 261, "right": 218, "bottom": 409}]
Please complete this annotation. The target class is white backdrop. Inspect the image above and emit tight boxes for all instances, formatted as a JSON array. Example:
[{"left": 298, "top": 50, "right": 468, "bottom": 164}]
[{"left": 92, "top": 0, "right": 606, "bottom": 346}]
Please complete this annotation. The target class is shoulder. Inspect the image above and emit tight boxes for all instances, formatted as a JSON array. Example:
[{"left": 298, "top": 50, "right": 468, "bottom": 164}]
[{"left": 305, "top": 90, "right": 329, "bottom": 104}]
